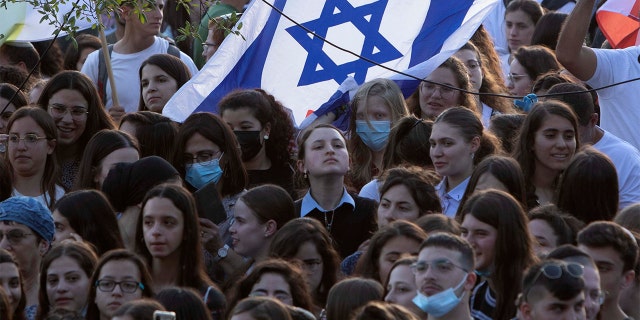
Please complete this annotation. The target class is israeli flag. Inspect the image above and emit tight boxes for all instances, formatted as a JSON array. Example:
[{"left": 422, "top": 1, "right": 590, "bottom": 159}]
[{"left": 163, "top": 0, "right": 499, "bottom": 126}]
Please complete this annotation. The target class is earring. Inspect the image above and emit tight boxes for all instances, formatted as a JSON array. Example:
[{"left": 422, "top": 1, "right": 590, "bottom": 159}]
[
  {"left": 471, "top": 153, "right": 475, "bottom": 160},
  {"left": 303, "top": 170, "right": 308, "bottom": 179},
  {"left": 264, "top": 134, "right": 269, "bottom": 140}
]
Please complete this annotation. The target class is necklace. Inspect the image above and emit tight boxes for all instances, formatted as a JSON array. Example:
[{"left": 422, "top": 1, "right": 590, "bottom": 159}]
[{"left": 323, "top": 210, "right": 335, "bottom": 232}]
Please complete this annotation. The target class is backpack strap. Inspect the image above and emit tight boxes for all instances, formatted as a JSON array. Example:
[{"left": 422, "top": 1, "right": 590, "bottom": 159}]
[
  {"left": 167, "top": 43, "right": 180, "bottom": 58},
  {"left": 97, "top": 44, "right": 114, "bottom": 105}
]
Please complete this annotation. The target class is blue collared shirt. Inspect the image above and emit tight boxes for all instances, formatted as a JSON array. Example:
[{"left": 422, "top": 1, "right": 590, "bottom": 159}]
[
  {"left": 300, "top": 187, "right": 356, "bottom": 217},
  {"left": 435, "top": 177, "right": 470, "bottom": 218}
]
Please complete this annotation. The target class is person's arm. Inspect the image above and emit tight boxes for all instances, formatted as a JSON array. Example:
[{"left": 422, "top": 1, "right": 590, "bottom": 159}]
[{"left": 555, "top": 0, "right": 598, "bottom": 81}]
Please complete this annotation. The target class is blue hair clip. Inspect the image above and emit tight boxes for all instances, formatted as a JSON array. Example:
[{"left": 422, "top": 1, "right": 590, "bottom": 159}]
[{"left": 513, "top": 93, "right": 538, "bottom": 112}]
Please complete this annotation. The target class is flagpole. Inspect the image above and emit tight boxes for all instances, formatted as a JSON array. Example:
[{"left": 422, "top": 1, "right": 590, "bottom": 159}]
[{"left": 97, "top": 12, "right": 120, "bottom": 107}]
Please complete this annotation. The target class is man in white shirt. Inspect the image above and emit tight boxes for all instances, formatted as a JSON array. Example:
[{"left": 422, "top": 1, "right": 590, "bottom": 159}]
[{"left": 82, "top": 0, "right": 198, "bottom": 121}]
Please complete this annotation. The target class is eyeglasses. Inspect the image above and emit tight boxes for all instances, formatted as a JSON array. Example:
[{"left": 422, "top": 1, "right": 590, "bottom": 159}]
[
  {"left": 420, "top": 82, "right": 456, "bottom": 99},
  {"left": 524, "top": 262, "right": 584, "bottom": 300},
  {"left": 183, "top": 151, "right": 223, "bottom": 165},
  {"left": 411, "top": 258, "right": 468, "bottom": 275},
  {"left": 95, "top": 279, "right": 144, "bottom": 293},
  {"left": 48, "top": 104, "right": 89, "bottom": 119},
  {"left": 249, "top": 290, "right": 293, "bottom": 303},
  {"left": 587, "top": 288, "right": 606, "bottom": 306},
  {"left": 0, "top": 230, "right": 33, "bottom": 246},
  {"left": 507, "top": 73, "right": 528, "bottom": 84},
  {"left": 202, "top": 42, "right": 219, "bottom": 50},
  {"left": 7, "top": 133, "right": 48, "bottom": 146}
]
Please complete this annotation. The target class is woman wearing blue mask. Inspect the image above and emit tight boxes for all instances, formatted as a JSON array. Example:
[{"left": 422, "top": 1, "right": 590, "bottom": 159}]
[
  {"left": 173, "top": 112, "right": 248, "bottom": 243},
  {"left": 348, "top": 78, "right": 409, "bottom": 191}
]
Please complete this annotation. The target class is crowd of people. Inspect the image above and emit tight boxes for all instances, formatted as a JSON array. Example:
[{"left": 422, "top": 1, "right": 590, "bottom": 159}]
[{"left": 0, "top": 0, "right": 639, "bottom": 319}]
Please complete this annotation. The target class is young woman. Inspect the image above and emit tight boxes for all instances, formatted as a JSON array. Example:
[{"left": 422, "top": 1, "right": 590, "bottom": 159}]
[
  {"left": 456, "top": 155, "right": 527, "bottom": 219},
  {"left": 36, "top": 71, "right": 115, "bottom": 190},
  {"left": 118, "top": 112, "right": 177, "bottom": 162},
  {"left": 6, "top": 107, "right": 63, "bottom": 208},
  {"left": 508, "top": 45, "right": 561, "bottom": 97},
  {"left": 85, "top": 250, "right": 154, "bottom": 320},
  {"left": 73, "top": 129, "right": 139, "bottom": 191},
  {"left": 134, "top": 184, "right": 213, "bottom": 294},
  {"left": 219, "top": 89, "right": 296, "bottom": 196},
  {"left": 35, "top": 241, "right": 98, "bottom": 320},
  {"left": 101, "top": 156, "right": 180, "bottom": 250},
  {"left": 459, "top": 189, "right": 538, "bottom": 320},
  {"left": 295, "top": 124, "right": 377, "bottom": 258},
  {"left": 51, "top": 190, "right": 124, "bottom": 256},
  {"left": 406, "top": 57, "right": 478, "bottom": 120},
  {"left": 512, "top": 101, "right": 579, "bottom": 208},
  {"left": 527, "top": 204, "right": 584, "bottom": 256},
  {"left": 0, "top": 249, "right": 26, "bottom": 320},
  {"left": 63, "top": 34, "right": 101, "bottom": 71},
  {"left": 227, "top": 259, "right": 314, "bottom": 313},
  {"left": 268, "top": 217, "right": 341, "bottom": 309},
  {"left": 355, "top": 220, "right": 428, "bottom": 285},
  {"left": 359, "top": 116, "right": 435, "bottom": 201},
  {"left": 229, "top": 185, "right": 296, "bottom": 264},
  {"left": 453, "top": 42, "right": 514, "bottom": 126},
  {"left": 384, "top": 257, "right": 427, "bottom": 320},
  {"left": 228, "top": 297, "right": 292, "bottom": 320},
  {"left": 429, "top": 107, "right": 501, "bottom": 217},
  {"left": 504, "top": 0, "right": 544, "bottom": 53},
  {"left": 556, "top": 146, "right": 619, "bottom": 224},
  {"left": 324, "top": 277, "right": 384, "bottom": 320},
  {"left": 138, "top": 54, "right": 192, "bottom": 113},
  {"left": 110, "top": 299, "right": 166, "bottom": 320},
  {"left": 0, "top": 83, "right": 29, "bottom": 135},
  {"left": 156, "top": 287, "right": 218, "bottom": 320},
  {"left": 347, "top": 78, "right": 410, "bottom": 191},
  {"left": 173, "top": 112, "right": 248, "bottom": 242}
]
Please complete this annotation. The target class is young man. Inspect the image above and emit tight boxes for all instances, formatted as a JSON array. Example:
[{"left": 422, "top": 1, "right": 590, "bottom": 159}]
[
  {"left": 81, "top": 0, "right": 198, "bottom": 120},
  {"left": 518, "top": 259, "right": 586, "bottom": 320},
  {"left": 0, "top": 41, "right": 41, "bottom": 78},
  {"left": 556, "top": 0, "right": 640, "bottom": 150},
  {"left": 0, "top": 196, "right": 54, "bottom": 318},
  {"left": 412, "top": 232, "right": 477, "bottom": 320},
  {"left": 547, "top": 244, "right": 604, "bottom": 320},
  {"left": 578, "top": 221, "right": 639, "bottom": 320}
]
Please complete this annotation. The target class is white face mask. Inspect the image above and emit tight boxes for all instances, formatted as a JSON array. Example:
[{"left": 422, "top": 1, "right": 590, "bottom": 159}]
[{"left": 412, "top": 273, "right": 468, "bottom": 318}]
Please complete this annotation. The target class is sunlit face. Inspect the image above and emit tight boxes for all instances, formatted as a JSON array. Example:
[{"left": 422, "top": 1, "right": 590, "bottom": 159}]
[
  {"left": 46, "top": 256, "right": 91, "bottom": 313},
  {"left": 94, "top": 259, "right": 143, "bottom": 319},
  {"left": 47, "top": 89, "right": 88, "bottom": 146},
  {"left": 124, "top": 0, "right": 164, "bottom": 37},
  {"left": 142, "top": 197, "right": 184, "bottom": 259},
  {"left": 8, "top": 116, "right": 55, "bottom": 178},
  {"left": 528, "top": 219, "right": 558, "bottom": 256},
  {"left": 430, "top": 122, "right": 478, "bottom": 182},
  {"left": 461, "top": 214, "right": 497, "bottom": 272},
  {"left": 295, "top": 241, "right": 323, "bottom": 293},
  {"left": 203, "top": 27, "right": 221, "bottom": 62},
  {"left": 377, "top": 236, "right": 421, "bottom": 285},
  {"left": 385, "top": 264, "right": 418, "bottom": 309},
  {"left": 507, "top": 59, "right": 533, "bottom": 96},
  {"left": 0, "top": 222, "right": 45, "bottom": 277},
  {"left": 474, "top": 173, "right": 508, "bottom": 193},
  {"left": 52, "top": 210, "right": 76, "bottom": 246},
  {"left": 229, "top": 199, "right": 267, "bottom": 258},
  {"left": 0, "top": 262, "right": 22, "bottom": 314},
  {"left": 505, "top": 9, "right": 536, "bottom": 52},
  {"left": 355, "top": 95, "right": 392, "bottom": 122},
  {"left": 298, "top": 127, "right": 349, "bottom": 178},
  {"left": 415, "top": 247, "right": 468, "bottom": 297},
  {"left": 141, "top": 64, "right": 179, "bottom": 113},
  {"left": 533, "top": 115, "right": 576, "bottom": 176},
  {"left": 453, "top": 49, "right": 483, "bottom": 92},
  {"left": 184, "top": 132, "right": 223, "bottom": 165},
  {"left": 582, "top": 266, "right": 602, "bottom": 320},
  {"left": 249, "top": 272, "right": 293, "bottom": 306},
  {"left": 377, "top": 184, "right": 421, "bottom": 228},
  {"left": 578, "top": 245, "right": 629, "bottom": 305},
  {"left": 419, "top": 68, "right": 462, "bottom": 119},
  {"left": 0, "top": 98, "right": 16, "bottom": 134}
]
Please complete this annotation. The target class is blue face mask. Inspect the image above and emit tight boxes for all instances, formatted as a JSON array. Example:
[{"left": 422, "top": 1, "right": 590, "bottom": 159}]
[
  {"left": 185, "top": 158, "right": 223, "bottom": 190},
  {"left": 355, "top": 120, "right": 391, "bottom": 152},
  {"left": 412, "top": 273, "right": 468, "bottom": 318}
]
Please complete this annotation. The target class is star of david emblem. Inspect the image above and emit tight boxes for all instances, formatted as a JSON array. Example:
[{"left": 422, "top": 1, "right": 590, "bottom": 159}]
[{"left": 286, "top": 0, "right": 402, "bottom": 86}]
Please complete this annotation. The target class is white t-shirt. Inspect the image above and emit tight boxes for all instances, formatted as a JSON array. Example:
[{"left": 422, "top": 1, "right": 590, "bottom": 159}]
[
  {"left": 587, "top": 46, "right": 640, "bottom": 150},
  {"left": 12, "top": 185, "right": 65, "bottom": 209},
  {"left": 358, "top": 178, "right": 381, "bottom": 202},
  {"left": 81, "top": 37, "right": 199, "bottom": 113},
  {"left": 593, "top": 129, "right": 640, "bottom": 209}
]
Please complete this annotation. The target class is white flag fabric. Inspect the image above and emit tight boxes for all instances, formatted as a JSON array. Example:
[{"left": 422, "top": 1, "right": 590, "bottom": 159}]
[{"left": 163, "top": 0, "right": 499, "bottom": 126}]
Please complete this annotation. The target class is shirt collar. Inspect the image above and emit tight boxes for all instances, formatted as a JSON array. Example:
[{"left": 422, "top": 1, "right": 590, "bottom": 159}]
[
  {"left": 435, "top": 177, "right": 470, "bottom": 201},
  {"left": 300, "top": 187, "right": 355, "bottom": 217}
]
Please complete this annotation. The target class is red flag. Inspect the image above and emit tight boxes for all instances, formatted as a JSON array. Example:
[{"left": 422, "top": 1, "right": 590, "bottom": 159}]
[{"left": 597, "top": 0, "right": 640, "bottom": 48}]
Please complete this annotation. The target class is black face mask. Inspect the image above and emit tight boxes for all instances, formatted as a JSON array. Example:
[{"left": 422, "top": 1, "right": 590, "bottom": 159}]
[{"left": 234, "top": 130, "right": 263, "bottom": 161}]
